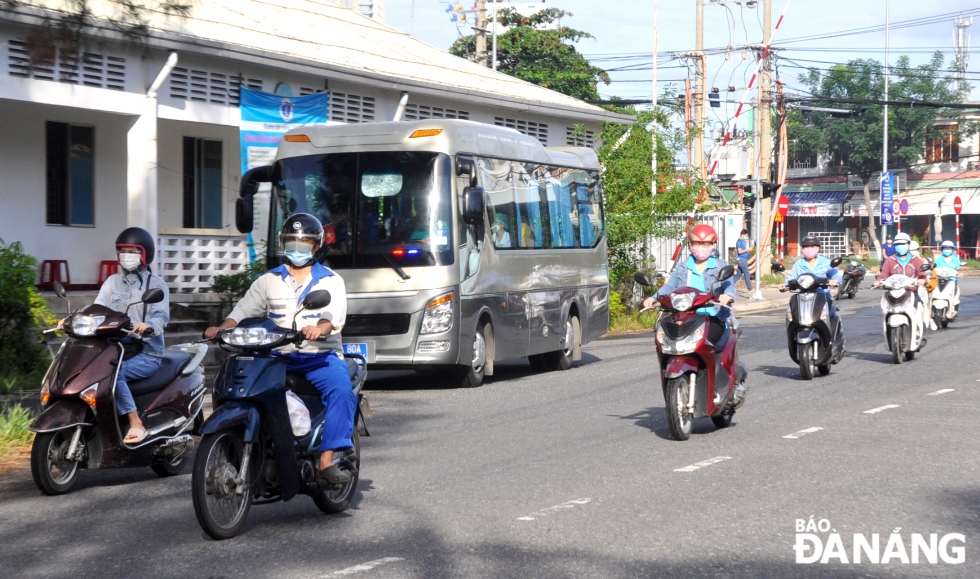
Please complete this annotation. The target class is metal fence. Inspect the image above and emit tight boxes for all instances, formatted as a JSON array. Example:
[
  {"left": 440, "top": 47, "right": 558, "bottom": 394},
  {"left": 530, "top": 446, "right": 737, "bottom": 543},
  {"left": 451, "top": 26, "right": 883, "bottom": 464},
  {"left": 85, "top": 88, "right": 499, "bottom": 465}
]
[{"left": 645, "top": 214, "right": 736, "bottom": 273}]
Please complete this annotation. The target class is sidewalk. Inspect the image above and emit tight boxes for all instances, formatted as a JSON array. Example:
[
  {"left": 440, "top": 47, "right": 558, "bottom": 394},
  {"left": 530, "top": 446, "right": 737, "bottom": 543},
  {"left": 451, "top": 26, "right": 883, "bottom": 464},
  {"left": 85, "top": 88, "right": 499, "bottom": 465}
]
[{"left": 732, "top": 286, "right": 791, "bottom": 315}]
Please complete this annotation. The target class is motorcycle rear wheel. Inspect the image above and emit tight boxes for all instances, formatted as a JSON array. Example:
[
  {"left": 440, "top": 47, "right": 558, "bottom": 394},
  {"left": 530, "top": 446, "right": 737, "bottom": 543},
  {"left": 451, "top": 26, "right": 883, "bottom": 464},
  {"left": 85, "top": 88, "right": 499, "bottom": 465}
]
[
  {"left": 665, "top": 375, "right": 693, "bottom": 441},
  {"left": 817, "top": 364, "right": 831, "bottom": 376},
  {"left": 312, "top": 430, "right": 360, "bottom": 514},
  {"left": 711, "top": 410, "right": 734, "bottom": 429},
  {"left": 192, "top": 430, "right": 252, "bottom": 540},
  {"left": 151, "top": 455, "right": 187, "bottom": 477},
  {"left": 798, "top": 343, "right": 815, "bottom": 380},
  {"left": 30, "top": 431, "right": 81, "bottom": 495}
]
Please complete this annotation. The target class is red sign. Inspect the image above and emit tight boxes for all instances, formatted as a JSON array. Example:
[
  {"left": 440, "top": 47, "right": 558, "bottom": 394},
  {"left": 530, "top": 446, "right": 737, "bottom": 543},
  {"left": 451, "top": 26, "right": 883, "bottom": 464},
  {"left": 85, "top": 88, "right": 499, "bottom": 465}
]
[
  {"left": 776, "top": 196, "right": 790, "bottom": 218},
  {"left": 954, "top": 196, "right": 963, "bottom": 215}
]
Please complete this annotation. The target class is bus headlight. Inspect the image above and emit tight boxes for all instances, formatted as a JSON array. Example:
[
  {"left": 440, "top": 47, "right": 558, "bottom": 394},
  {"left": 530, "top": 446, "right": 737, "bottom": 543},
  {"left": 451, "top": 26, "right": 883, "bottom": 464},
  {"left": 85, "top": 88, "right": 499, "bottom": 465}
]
[{"left": 420, "top": 292, "right": 454, "bottom": 334}]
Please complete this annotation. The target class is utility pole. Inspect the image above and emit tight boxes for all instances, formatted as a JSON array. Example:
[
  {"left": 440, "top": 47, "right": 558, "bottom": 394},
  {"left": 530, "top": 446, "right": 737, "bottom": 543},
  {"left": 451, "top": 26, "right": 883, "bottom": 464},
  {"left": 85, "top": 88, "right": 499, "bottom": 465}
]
[
  {"left": 476, "top": 1, "right": 488, "bottom": 67},
  {"left": 694, "top": 0, "right": 705, "bottom": 179},
  {"left": 492, "top": 0, "right": 499, "bottom": 71},
  {"left": 953, "top": 14, "right": 973, "bottom": 90},
  {"left": 685, "top": 77, "right": 693, "bottom": 172},
  {"left": 652, "top": 0, "right": 659, "bottom": 201},
  {"left": 757, "top": 0, "right": 773, "bottom": 282},
  {"left": 880, "top": 0, "right": 889, "bottom": 256}
]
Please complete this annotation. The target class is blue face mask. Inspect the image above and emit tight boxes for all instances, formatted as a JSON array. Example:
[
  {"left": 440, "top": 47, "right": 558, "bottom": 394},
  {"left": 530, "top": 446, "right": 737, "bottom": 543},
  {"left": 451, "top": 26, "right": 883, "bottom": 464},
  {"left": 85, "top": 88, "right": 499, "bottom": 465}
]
[
  {"left": 283, "top": 240, "right": 314, "bottom": 267},
  {"left": 942, "top": 249, "right": 953, "bottom": 257},
  {"left": 895, "top": 244, "right": 909, "bottom": 256}
]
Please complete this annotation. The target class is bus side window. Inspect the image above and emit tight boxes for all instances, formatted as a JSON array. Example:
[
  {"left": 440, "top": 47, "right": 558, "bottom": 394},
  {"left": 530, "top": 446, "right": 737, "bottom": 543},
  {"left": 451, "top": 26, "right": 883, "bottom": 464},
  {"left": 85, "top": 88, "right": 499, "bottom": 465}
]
[
  {"left": 547, "top": 169, "right": 577, "bottom": 248},
  {"left": 481, "top": 158, "right": 518, "bottom": 250},
  {"left": 514, "top": 167, "right": 545, "bottom": 248},
  {"left": 458, "top": 173, "right": 481, "bottom": 279}
]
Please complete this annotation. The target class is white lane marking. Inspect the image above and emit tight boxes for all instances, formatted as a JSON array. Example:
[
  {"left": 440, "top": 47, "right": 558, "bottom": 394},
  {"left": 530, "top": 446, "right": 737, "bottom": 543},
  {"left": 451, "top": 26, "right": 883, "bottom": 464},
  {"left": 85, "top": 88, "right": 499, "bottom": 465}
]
[
  {"left": 928, "top": 388, "right": 955, "bottom": 396},
  {"left": 864, "top": 404, "right": 901, "bottom": 414},
  {"left": 329, "top": 557, "right": 404, "bottom": 576},
  {"left": 517, "top": 497, "right": 591, "bottom": 521},
  {"left": 783, "top": 427, "right": 824, "bottom": 439},
  {"left": 674, "top": 456, "right": 732, "bottom": 472}
]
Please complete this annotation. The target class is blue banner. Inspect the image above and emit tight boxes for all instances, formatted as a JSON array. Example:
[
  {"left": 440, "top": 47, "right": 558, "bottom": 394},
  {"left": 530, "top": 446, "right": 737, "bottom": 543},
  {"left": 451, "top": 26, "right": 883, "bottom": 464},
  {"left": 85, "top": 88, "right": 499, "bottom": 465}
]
[
  {"left": 880, "top": 172, "right": 894, "bottom": 225},
  {"left": 239, "top": 88, "right": 328, "bottom": 261}
]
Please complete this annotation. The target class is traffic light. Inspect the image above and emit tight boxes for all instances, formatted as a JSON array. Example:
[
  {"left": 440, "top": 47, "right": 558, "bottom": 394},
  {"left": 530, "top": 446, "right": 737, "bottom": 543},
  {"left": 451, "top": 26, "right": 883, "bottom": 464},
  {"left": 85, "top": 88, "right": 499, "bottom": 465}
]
[
  {"left": 742, "top": 186, "right": 755, "bottom": 209},
  {"left": 762, "top": 182, "right": 781, "bottom": 198}
]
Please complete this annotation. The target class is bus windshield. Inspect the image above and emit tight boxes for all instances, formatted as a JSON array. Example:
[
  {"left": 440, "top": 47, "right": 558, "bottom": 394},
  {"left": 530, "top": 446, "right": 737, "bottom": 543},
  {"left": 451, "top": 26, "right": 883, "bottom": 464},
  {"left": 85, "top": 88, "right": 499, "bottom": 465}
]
[{"left": 272, "top": 152, "right": 454, "bottom": 269}]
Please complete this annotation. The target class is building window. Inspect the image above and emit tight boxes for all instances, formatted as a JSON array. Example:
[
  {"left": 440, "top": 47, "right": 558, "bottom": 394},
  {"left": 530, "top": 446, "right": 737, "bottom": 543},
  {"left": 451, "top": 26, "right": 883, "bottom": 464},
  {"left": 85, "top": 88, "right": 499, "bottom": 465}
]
[
  {"left": 46, "top": 122, "right": 95, "bottom": 226},
  {"left": 169, "top": 68, "right": 262, "bottom": 106},
  {"left": 565, "top": 126, "right": 596, "bottom": 148},
  {"left": 182, "top": 138, "right": 224, "bottom": 229},
  {"left": 330, "top": 92, "right": 376, "bottom": 123},
  {"left": 494, "top": 117, "right": 549, "bottom": 145},
  {"left": 404, "top": 104, "right": 470, "bottom": 121},
  {"left": 926, "top": 125, "right": 959, "bottom": 163},
  {"left": 9, "top": 39, "right": 126, "bottom": 90}
]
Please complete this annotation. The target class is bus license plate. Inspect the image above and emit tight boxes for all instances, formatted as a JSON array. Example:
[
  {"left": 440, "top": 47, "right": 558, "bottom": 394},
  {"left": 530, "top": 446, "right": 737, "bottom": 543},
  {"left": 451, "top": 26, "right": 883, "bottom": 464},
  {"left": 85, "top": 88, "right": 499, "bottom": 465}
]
[{"left": 343, "top": 343, "right": 369, "bottom": 359}]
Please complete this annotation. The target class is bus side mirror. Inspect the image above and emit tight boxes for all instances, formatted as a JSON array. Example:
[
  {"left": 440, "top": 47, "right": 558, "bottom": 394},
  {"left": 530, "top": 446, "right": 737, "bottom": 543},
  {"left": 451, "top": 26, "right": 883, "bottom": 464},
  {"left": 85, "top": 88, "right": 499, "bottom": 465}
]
[
  {"left": 237, "top": 165, "right": 274, "bottom": 233},
  {"left": 463, "top": 186, "right": 485, "bottom": 225},
  {"left": 456, "top": 156, "right": 477, "bottom": 187}
]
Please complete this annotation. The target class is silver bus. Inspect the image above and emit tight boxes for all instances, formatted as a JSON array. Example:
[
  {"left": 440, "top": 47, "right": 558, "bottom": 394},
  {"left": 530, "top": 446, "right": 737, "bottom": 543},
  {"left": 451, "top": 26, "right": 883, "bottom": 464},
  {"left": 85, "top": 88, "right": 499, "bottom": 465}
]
[{"left": 237, "top": 119, "right": 609, "bottom": 387}]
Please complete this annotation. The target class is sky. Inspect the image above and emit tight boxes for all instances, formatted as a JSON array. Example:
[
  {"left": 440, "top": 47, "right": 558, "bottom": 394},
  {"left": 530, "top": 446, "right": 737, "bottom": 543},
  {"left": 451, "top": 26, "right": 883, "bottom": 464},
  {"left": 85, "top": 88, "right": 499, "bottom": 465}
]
[{"left": 383, "top": 0, "right": 980, "bottom": 115}]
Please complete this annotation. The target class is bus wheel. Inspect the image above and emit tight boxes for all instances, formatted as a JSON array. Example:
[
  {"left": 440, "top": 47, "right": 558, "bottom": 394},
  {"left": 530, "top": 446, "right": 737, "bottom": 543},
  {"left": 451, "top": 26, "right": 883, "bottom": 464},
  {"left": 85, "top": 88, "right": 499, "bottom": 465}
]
[
  {"left": 452, "top": 320, "right": 490, "bottom": 388},
  {"left": 543, "top": 314, "right": 579, "bottom": 371}
]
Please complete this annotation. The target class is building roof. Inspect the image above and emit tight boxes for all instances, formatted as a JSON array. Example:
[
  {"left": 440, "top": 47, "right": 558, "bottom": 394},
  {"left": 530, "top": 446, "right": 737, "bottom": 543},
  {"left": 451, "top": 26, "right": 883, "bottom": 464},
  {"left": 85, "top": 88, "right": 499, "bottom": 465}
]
[{"left": 8, "top": 0, "right": 630, "bottom": 125}]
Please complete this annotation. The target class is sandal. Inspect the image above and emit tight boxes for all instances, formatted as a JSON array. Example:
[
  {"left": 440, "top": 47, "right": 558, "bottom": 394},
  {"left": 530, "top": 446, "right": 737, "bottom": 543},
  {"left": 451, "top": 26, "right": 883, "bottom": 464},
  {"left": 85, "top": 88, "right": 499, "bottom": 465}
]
[
  {"left": 124, "top": 426, "right": 148, "bottom": 444},
  {"left": 315, "top": 464, "right": 351, "bottom": 487}
]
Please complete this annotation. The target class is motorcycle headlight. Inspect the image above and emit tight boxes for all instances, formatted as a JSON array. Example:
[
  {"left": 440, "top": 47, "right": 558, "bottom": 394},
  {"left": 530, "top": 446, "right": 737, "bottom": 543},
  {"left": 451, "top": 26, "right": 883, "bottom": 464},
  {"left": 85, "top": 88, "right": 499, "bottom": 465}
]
[
  {"left": 420, "top": 292, "right": 453, "bottom": 334},
  {"left": 670, "top": 292, "right": 695, "bottom": 312},
  {"left": 71, "top": 315, "right": 105, "bottom": 336},
  {"left": 797, "top": 275, "right": 815, "bottom": 290},
  {"left": 655, "top": 328, "right": 666, "bottom": 345},
  {"left": 221, "top": 327, "right": 286, "bottom": 347}
]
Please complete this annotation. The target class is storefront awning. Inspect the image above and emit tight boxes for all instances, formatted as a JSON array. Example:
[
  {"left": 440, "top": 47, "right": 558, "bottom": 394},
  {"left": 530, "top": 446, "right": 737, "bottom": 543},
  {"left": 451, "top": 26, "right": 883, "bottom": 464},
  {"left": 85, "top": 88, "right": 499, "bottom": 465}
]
[
  {"left": 845, "top": 189, "right": 967, "bottom": 217},
  {"left": 783, "top": 191, "right": 850, "bottom": 217}
]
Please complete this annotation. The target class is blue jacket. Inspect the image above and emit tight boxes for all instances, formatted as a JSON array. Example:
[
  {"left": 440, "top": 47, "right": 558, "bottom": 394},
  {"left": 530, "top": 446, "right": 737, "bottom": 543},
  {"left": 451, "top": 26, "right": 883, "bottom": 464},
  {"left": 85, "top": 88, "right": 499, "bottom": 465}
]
[
  {"left": 94, "top": 269, "right": 169, "bottom": 356},
  {"left": 658, "top": 256, "right": 737, "bottom": 300},
  {"left": 786, "top": 255, "right": 842, "bottom": 297}
]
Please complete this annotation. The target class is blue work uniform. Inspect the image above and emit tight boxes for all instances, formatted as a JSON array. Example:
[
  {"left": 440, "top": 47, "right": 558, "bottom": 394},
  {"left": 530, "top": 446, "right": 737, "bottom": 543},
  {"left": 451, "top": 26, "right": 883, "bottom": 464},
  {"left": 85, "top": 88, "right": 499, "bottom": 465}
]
[{"left": 786, "top": 255, "right": 843, "bottom": 299}]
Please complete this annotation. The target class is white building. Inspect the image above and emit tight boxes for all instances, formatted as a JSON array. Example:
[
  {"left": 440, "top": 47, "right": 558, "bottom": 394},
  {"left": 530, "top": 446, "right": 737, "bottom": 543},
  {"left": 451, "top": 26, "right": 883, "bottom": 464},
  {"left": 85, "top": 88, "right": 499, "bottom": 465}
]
[
  {"left": 340, "top": 0, "right": 385, "bottom": 23},
  {"left": 0, "top": 0, "right": 627, "bottom": 291}
]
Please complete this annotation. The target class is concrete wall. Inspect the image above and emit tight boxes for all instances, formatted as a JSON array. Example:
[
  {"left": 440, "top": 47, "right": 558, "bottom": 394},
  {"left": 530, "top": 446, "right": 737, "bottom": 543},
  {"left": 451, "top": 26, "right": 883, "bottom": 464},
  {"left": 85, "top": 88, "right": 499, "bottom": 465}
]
[{"left": 0, "top": 100, "right": 131, "bottom": 284}]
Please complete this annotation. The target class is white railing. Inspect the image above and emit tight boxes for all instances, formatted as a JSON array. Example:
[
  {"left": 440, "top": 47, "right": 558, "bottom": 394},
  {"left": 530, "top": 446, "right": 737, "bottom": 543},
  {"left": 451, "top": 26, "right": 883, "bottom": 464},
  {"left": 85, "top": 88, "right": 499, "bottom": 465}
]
[
  {"left": 808, "top": 232, "right": 848, "bottom": 259},
  {"left": 157, "top": 232, "right": 249, "bottom": 294},
  {"left": 645, "top": 214, "right": 736, "bottom": 273}
]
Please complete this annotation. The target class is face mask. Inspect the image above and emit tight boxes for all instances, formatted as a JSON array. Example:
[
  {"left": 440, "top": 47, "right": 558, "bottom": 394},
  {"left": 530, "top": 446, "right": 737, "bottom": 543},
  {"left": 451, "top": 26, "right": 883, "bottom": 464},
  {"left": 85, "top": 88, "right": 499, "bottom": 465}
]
[
  {"left": 802, "top": 247, "right": 819, "bottom": 260},
  {"left": 895, "top": 244, "right": 909, "bottom": 256},
  {"left": 283, "top": 240, "right": 314, "bottom": 267},
  {"left": 690, "top": 245, "right": 713, "bottom": 261},
  {"left": 118, "top": 253, "right": 142, "bottom": 272},
  {"left": 943, "top": 249, "right": 953, "bottom": 257}
]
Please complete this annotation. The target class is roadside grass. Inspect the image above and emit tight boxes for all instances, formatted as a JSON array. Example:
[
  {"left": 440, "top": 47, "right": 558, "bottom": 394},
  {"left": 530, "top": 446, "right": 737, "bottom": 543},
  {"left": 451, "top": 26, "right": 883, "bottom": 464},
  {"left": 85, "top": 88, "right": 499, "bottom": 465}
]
[
  {"left": 609, "top": 309, "right": 659, "bottom": 333},
  {"left": 0, "top": 405, "right": 34, "bottom": 459}
]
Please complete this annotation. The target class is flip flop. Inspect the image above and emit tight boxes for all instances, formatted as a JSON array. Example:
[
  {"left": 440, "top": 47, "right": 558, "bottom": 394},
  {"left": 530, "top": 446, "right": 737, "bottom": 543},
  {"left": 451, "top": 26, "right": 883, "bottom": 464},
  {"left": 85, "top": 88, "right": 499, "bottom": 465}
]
[
  {"left": 124, "top": 426, "right": 148, "bottom": 444},
  {"left": 315, "top": 464, "right": 351, "bottom": 488}
]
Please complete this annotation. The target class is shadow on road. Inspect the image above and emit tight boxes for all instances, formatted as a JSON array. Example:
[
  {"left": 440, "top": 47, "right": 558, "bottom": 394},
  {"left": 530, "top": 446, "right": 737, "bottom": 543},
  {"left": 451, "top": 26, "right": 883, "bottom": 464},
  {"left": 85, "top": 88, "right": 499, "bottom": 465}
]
[{"left": 614, "top": 407, "right": 728, "bottom": 441}]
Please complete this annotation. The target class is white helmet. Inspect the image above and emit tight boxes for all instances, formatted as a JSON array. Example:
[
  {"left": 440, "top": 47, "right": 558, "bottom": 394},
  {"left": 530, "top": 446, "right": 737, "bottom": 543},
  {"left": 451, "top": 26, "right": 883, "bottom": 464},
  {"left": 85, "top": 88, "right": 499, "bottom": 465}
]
[
  {"left": 893, "top": 232, "right": 911, "bottom": 244},
  {"left": 909, "top": 240, "right": 919, "bottom": 251}
]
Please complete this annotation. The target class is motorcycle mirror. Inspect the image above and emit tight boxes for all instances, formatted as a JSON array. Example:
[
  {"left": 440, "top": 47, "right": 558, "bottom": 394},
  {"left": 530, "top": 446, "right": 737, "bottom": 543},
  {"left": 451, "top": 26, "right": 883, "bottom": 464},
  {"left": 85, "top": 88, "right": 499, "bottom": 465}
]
[
  {"left": 830, "top": 256, "right": 843, "bottom": 268},
  {"left": 634, "top": 272, "right": 656, "bottom": 287},
  {"left": 53, "top": 281, "right": 67, "bottom": 299},
  {"left": 141, "top": 288, "right": 165, "bottom": 305},
  {"left": 302, "top": 290, "right": 331, "bottom": 310},
  {"left": 920, "top": 263, "right": 933, "bottom": 272},
  {"left": 715, "top": 264, "right": 736, "bottom": 282}
]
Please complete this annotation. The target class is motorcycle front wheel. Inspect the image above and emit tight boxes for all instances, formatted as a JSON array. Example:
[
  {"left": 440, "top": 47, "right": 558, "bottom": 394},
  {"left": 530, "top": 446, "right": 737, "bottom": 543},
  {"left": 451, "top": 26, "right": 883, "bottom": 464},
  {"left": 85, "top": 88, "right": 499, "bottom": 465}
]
[
  {"left": 30, "top": 430, "right": 81, "bottom": 495},
  {"left": 890, "top": 326, "right": 904, "bottom": 365},
  {"left": 312, "top": 430, "right": 360, "bottom": 514},
  {"left": 798, "top": 343, "right": 815, "bottom": 380},
  {"left": 192, "top": 430, "right": 252, "bottom": 540},
  {"left": 665, "top": 375, "right": 693, "bottom": 441}
]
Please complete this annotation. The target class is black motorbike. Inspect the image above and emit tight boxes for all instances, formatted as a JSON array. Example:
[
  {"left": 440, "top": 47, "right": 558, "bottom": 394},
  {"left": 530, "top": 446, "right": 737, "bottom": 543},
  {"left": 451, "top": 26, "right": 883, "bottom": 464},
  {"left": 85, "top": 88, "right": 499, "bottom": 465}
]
[
  {"left": 836, "top": 258, "right": 867, "bottom": 299},
  {"left": 191, "top": 290, "right": 369, "bottom": 540},
  {"left": 784, "top": 258, "right": 845, "bottom": 380}
]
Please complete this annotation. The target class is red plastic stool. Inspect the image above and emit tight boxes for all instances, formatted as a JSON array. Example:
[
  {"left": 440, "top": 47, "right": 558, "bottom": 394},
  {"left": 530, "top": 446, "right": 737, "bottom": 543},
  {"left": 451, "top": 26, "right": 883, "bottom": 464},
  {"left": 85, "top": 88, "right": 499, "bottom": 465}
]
[
  {"left": 39, "top": 260, "right": 70, "bottom": 291},
  {"left": 98, "top": 260, "right": 119, "bottom": 285}
]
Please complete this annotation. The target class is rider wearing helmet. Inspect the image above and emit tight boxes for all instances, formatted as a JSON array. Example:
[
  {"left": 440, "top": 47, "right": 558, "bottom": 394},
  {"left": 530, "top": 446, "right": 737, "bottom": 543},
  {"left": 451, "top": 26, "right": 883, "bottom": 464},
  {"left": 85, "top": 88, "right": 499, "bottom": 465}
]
[
  {"left": 778, "top": 235, "right": 842, "bottom": 296},
  {"left": 205, "top": 214, "right": 356, "bottom": 486},
  {"left": 643, "top": 224, "right": 737, "bottom": 343},
  {"left": 874, "top": 232, "right": 935, "bottom": 330},
  {"left": 58, "top": 227, "right": 170, "bottom": 444},
  {"left": 934, "top": 240, "right": 962, "bottom": 311}
]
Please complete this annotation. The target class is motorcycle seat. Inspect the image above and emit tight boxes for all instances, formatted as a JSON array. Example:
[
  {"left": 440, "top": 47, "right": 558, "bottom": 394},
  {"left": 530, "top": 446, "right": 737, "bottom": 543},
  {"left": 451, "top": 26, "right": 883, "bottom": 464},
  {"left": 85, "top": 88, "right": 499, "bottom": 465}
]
[{"left": 128, "top": 350, "right": 194, "bottom": 396}]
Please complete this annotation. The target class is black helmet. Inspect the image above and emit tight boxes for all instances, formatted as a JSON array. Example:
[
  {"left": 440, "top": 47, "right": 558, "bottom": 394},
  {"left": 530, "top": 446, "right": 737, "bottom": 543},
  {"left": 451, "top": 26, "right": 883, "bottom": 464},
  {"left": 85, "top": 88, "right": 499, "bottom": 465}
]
[
  {"left": 115, "top": 227, "right": 155, "bottom": 266},
  {"left": 800, "top": 235, "right": 821, "bottom": 248},
  {"left": 278, "top": 213, "right": 324, "bottom": 267}
]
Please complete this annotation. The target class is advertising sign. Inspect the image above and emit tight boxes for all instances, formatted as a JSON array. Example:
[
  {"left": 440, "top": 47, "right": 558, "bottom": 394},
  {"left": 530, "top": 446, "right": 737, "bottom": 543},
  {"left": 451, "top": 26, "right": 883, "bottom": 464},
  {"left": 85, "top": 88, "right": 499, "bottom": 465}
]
[
  {"left": 880, "top": 172, "right": 894, "bottom": 226},
  {"left": 239, "top": 88, "right": 329, "bottom": 260}
]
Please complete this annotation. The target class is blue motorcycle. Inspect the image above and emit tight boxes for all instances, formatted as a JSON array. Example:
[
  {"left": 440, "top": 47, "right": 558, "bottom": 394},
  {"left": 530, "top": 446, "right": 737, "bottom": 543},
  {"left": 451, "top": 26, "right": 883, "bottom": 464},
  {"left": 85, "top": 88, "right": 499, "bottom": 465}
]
[{"left": 191, "top": 290, "right": 369, "bottom": 540}]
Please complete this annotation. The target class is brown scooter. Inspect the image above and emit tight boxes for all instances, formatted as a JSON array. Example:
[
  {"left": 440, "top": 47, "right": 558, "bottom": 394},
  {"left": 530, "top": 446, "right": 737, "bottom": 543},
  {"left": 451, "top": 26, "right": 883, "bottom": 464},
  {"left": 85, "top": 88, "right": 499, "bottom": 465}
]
[{"left": 29, "top": 282, "right": 208, "bottom": 495}]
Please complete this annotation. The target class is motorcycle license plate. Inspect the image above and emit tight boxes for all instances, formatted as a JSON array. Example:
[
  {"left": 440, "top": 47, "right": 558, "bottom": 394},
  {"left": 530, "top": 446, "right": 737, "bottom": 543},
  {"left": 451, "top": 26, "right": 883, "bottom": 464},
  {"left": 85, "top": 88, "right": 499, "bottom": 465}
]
[{"left": 343, "top": 342, "right": 369, "bottom": 359}]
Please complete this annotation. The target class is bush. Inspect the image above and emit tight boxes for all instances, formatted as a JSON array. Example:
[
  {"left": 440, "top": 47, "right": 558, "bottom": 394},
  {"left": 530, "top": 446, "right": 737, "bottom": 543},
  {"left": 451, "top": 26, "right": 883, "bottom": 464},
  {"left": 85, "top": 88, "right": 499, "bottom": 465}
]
[
  {"left": 211, "top": 256, "right": 267, "bottom": 314},
  {"left": 0, "top": 239, "right": 53, "bottom": 388},
  {"left": 0, "top": 403, "right": 34, "bottom": 458}
]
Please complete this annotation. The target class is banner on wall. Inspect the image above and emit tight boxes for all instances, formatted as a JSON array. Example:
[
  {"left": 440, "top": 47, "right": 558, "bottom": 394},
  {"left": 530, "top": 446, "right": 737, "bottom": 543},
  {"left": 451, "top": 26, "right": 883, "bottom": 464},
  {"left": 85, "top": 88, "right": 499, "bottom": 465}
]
[{"left": 239, "top": 88, "right": 329, "bottom": 261}]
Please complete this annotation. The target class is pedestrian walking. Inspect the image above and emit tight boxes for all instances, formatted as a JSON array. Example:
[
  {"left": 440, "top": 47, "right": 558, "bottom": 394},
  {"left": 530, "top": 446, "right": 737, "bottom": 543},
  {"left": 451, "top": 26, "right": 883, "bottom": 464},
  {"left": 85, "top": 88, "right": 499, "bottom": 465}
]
[{"left": 734, "top": 229, "right": 753, "bottom": 291}]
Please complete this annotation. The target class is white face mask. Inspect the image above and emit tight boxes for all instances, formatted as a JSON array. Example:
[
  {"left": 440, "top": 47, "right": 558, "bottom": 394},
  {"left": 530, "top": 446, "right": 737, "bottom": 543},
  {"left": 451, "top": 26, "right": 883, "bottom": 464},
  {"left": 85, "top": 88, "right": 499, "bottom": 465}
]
[{"left": 118, "top": 253, "right": 142, "bottom": 272}]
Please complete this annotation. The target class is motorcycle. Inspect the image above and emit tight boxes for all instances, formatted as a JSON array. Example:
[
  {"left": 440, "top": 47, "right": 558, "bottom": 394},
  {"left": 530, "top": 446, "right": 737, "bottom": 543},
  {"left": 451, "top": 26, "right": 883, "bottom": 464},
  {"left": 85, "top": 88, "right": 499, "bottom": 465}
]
[
  {"left": 836, "top": 258, "right": 866, "bottom": 299},
  {"left": 634, "top": 267, "right": 747, "bottom": 441},
  {"left": 783, "top": 258, "right": 846, "bottom": 380},
  {"left": 930, "top": 266, "right": 960, "bottom": 329},
  {"left": 878, "top": 265, "right": 932, "bottom": 364},
  {"left": 29, "top": 281, "right": 207, "bottom": 495},
  {"left": 192, "top": 289, "right": 369, "bottom": 540}
]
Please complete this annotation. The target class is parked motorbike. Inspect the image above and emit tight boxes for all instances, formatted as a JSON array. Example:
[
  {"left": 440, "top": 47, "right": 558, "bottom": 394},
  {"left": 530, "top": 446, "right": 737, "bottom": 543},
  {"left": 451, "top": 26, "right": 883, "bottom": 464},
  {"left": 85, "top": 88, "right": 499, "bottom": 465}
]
[
  {"left": 930, "top": 266, "right": 960, "bottom": 329},
  {"left": 783, "top": 258, "right": 845, "bottom": 380},
  {"left": 30, "top": 282, "right": 207, "bottom": 495},
  {"left": 634, "top": 267, "right": 747, "bottom": 441},
  {"left": 877, "top": 266, "right": 932, "bottom": 364},
  {"left": 192, "top": 289, "right": 369, "bottom": 540},
  {"left": 836, "top": 257, "right": 866, "bottom": 299}
]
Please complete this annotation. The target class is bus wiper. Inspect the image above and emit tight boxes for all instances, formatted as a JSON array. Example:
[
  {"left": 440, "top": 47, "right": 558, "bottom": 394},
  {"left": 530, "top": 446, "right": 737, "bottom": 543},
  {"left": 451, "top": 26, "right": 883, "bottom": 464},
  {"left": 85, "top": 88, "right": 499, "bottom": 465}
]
[{"left": 382, "top": 252, "right": 411, "bottom": 280}]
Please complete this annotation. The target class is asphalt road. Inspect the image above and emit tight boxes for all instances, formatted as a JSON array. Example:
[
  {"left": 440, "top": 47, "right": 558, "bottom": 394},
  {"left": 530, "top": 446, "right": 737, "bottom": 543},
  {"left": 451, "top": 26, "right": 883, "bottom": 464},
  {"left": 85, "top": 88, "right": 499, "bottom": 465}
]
[{"left": 2, "top": 279, "right": 979, "bottom": 578}]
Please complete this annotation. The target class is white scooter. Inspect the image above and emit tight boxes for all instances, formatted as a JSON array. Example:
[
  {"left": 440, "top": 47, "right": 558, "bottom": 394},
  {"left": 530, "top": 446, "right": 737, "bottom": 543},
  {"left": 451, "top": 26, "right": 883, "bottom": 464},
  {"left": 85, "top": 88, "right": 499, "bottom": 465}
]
[
  {"left": 878, "top": 269, "right": 931, "bottom": 364},
  {"left": 930, "top": 266, "right": 960, "bottom": 329}
]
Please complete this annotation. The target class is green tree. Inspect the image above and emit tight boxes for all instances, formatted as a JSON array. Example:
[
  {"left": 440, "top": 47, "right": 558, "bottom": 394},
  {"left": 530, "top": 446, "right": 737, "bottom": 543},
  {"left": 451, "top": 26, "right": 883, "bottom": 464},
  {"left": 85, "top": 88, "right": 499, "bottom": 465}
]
[
  {"left": 450, "top": 7, "right": 610, "bottom": 101},
  {"left": 790, "top": 53, "right": 974, "bottom": 255}
]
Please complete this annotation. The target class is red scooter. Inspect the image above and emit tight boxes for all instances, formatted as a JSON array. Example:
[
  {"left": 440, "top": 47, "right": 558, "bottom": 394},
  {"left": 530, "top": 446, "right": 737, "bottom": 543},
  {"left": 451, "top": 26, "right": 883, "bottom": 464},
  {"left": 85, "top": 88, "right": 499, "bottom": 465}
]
[{"left": 635, "top": 267, "right": 747, "bottom": 441}]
